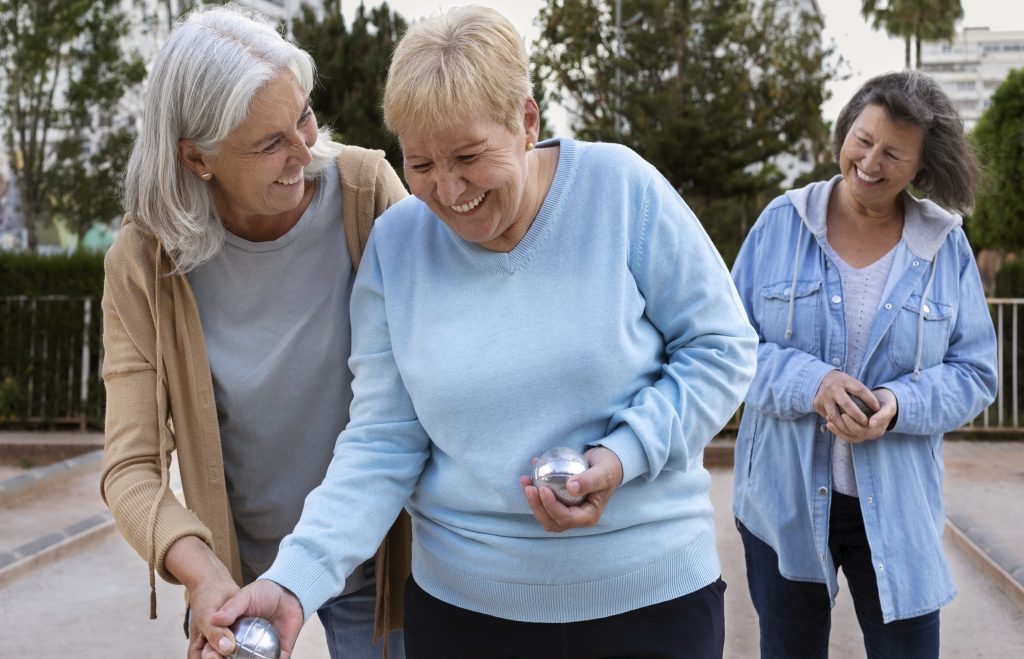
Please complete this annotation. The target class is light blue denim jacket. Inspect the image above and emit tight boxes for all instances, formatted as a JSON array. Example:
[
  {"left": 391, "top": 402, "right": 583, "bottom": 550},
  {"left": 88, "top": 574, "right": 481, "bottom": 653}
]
[{"left": 731, "top": 176, "right": 998, "bottom": 623}]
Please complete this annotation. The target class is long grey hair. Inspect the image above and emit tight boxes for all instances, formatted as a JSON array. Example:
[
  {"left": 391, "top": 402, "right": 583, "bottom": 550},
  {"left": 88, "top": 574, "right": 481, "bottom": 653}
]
[{"left": 123, "top": 4, "right": 342, "bottom": 272}]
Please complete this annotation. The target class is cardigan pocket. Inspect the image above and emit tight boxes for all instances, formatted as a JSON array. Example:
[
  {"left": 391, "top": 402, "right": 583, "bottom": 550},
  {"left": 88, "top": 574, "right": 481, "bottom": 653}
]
[{"left": 759, "top": 280, "right": 822, "bottom": 356}]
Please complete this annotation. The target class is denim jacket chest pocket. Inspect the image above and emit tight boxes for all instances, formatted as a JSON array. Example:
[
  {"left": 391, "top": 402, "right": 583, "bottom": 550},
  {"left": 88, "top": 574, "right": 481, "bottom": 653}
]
[
  {"left": 759, "top": 280, "right": 822, "bottom": 355},
  {"left": 887, "top": 294, "right": 953, "bottom": 372}
]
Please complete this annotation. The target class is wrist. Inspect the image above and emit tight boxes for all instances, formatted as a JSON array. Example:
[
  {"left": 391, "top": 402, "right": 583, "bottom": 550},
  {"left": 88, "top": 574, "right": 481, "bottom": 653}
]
[{"left": 166, "top": 535, "right": 233, "bottom": 591}]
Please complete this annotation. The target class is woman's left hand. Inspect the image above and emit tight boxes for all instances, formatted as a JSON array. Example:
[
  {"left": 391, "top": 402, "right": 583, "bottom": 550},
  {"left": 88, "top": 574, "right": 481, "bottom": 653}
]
[
  {"left": 828, "top": 387, "right": 898, "bottom": 443},
  {"left": 519, "top": 446, "right": 623, "bottom": 532}
]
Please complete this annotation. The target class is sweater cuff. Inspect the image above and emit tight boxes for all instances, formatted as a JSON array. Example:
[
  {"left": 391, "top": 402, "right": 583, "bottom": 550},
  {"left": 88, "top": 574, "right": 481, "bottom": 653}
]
[
  {"left": 262, "top": 546, "right": 339, "bottom": 621},
  {"left": 591, "top": 424, "right": 648, "bottom": 485}
]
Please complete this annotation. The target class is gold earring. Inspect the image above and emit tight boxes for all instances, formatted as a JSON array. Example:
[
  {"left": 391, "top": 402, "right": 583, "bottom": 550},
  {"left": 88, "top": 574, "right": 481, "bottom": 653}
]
[{"left": 526, "top": 142, "right": 535, "bottom": 151}]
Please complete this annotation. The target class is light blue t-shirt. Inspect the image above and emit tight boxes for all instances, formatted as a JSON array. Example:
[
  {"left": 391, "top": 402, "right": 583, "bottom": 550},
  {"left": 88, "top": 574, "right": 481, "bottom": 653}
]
[
  {"left": 188, "top": 163, "right": 360, "bottom": 587},
  {"left": 263, "top": 138, "right": 758, "bottom": 622}
]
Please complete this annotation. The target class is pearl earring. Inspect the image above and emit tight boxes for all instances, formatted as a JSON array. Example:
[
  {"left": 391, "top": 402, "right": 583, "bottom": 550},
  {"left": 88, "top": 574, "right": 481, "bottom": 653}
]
[{"left": 200, "top": 172, "right": 212, "bottom": 180}]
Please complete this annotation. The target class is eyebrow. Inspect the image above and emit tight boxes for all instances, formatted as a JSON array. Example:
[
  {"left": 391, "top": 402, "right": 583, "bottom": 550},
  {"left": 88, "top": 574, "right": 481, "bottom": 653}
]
[{"left": 252, "top": 101, "right": 311, "bottom": 148}]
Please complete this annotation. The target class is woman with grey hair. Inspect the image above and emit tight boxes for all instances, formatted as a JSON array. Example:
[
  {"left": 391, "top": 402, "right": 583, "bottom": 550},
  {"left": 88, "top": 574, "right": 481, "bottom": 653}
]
[
  {"left": 210, "top": 5, "right": 757, "bottom": 659},
  {"left": 100, "top": 5, "right": 409, "bottom": 659},
  {"left": 731, "top": 70, "right": 997, "bottom": 657}
]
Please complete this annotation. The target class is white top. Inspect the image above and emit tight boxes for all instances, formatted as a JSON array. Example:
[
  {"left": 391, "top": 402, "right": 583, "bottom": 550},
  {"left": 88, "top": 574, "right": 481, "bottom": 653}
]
[{"left": 824, "top": 240, "right": 898, "bottom": 496}]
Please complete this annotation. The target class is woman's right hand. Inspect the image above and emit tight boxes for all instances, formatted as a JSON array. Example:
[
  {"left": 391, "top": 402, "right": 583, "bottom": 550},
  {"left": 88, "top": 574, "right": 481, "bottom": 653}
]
[
  {"left": 208, "top": 579, "right": 304, "bottom": 658},
  {"left": 812, "top": 370, "right": 879, "bottom": 441}
]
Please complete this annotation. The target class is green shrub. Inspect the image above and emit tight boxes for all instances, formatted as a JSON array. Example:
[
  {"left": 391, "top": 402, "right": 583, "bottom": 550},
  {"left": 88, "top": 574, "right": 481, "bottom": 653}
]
[
  {"left": 0, "top": 252, "right": 105, "bottom": 429},
  {"left": 994, "top": 257, "right": 1024, "bottom": 298}
]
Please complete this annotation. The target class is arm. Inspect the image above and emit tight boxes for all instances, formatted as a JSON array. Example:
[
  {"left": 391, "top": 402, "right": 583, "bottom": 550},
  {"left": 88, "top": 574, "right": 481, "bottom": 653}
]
[
  {"left": 878, "top": 237, "right": 998, "bottom": 436},
  {"left": 596, "top": 170, "right": 758, "bottom": 485},
  {"left": 100, "top": 243, "right": 215, "bottom": 582},
  {"left": 731, "top": 213, "right": 836, "bottom": 420}
]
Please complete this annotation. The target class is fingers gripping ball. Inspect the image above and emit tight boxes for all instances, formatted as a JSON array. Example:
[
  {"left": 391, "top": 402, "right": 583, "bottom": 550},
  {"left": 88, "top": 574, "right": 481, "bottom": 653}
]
[
  {"left": 229, "top": 617, "right": 280, "bottom": 659},
  {"left": 836, "top": 393, "right": 875, "bottom": 419},
  {"left": 533, "top": 447, "right": 588, "bottom": 506}
]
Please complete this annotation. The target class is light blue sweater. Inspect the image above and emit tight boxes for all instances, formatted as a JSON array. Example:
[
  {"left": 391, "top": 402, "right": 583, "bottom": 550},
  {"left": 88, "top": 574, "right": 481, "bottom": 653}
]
[{"left": 263, "top": 138, "right": 757, "bottom": 623}]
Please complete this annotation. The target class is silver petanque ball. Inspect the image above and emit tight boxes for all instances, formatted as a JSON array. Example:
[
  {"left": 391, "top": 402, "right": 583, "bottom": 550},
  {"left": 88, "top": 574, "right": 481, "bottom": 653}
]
[
  {"left": 228, "top": 617, "right": 280, "bottom": 659},
  {"left": 533, "top": 447, "right": 588, "bottom": 506}
]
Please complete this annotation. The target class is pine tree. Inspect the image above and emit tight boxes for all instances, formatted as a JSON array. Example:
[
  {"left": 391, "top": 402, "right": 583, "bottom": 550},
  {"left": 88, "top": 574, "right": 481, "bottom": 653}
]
[
  {"left": 534, "top": 0, "right": 835, "bottom": 262},
  {"left": 291, "top": 0, "right": 407, "bottom": 173}
]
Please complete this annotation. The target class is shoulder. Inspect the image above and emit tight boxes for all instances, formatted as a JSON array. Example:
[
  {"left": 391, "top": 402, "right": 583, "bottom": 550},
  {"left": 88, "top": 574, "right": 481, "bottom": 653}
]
[
  {"left": 574, "top": 140, "right": 659, "bottom": 187},
  {"left": 750, "top": 193, "right": 801, "bottom": 236},
  {"left": 105, "top": 219, "right": 159, "bottom": 285}
]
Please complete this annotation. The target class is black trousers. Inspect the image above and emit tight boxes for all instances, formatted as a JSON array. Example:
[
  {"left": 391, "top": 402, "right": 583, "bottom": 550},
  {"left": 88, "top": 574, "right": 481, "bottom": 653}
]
[{"left": 403, "top": 575, "right": 726, "bottom": 659}]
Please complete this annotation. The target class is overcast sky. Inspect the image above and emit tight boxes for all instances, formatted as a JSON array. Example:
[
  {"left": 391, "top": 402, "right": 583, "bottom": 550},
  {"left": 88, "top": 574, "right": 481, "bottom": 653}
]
[{"left": 353, "top": 0, "right": 1024, "bottom": 131}]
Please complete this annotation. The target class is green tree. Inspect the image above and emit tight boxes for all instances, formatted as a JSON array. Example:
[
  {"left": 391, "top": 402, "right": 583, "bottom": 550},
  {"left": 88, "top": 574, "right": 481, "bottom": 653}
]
[
  {"left": 534, "top": 0, "right": 835, "bottom": 263},
  {"left": 971, "top": 68, "right": 1024, "bottom": 252},
  {"left": 861, "top": 0, "right": 962, "bottom": 68},
  {"left": 291, "top": 0, "right": 406, "bottom": 172},
  {"left": 0, "top": 0, "right": 145, "bottom": 249}
]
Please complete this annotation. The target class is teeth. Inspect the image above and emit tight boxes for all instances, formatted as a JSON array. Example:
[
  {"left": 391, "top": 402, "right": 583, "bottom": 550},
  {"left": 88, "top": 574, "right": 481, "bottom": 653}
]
[
  {"left": 276, "top": 172, "right": 303, "bottom": 185},
  {"left": 451, "top": 192, "right": 485, "bottom": 213},
  {"left": 855, "top": 167, "right": 880, "bottom": 183}
]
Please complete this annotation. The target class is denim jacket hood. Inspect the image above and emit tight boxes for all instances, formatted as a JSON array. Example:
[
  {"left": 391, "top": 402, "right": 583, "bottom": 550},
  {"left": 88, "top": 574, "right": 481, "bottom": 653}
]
[{"left": 731, "top": 176, "right": 997, "bottom": 622}]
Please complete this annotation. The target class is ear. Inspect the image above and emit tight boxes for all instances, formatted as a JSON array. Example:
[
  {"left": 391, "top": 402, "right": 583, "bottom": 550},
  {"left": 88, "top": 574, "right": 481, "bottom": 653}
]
[
  {"left": 522, "top": 96, "right": 541, "bottom": 144},
  {"left": 178, "top": 139, "right": 213, "bottom": 178}
]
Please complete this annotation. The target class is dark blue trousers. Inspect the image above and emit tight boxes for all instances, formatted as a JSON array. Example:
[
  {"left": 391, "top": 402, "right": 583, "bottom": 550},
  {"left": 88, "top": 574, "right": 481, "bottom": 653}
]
[
  {"left": 403, "top": 575, "right": 726, "bottom": 658},
  {"left": 738, "top": 492, "right": 940, "bottom": 659}
]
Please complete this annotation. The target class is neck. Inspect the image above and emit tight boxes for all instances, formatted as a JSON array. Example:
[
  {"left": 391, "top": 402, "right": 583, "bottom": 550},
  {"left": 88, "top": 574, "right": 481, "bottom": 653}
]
[
  {"left": 218, "top": 180, "right": 316, "bottom": 242},
  {"left": 483, "top": 146, "right": 558, "bottom": 253},
  {"left": 836, "top": 180, "right": 904, "bottom": 228}
]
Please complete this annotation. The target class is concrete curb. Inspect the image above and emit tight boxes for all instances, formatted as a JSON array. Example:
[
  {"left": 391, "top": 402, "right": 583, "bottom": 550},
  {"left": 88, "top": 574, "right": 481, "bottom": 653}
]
[
  {"left": 0, "top": 448, "right": 103, "bottom": 507},
  {"left": 946, "top": 512, "right": 1024, "bottom": 613},
  {"left": 0, "top": 510, "right": 116, "bottom": 588}
]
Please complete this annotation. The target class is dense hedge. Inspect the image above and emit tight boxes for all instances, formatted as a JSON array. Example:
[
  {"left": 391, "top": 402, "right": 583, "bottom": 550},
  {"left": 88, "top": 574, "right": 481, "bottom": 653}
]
[
  {"left": 0, "top": 252, "right": 104, "bottom": 298},
  {"left": 0, "top": 252, "right": 106, "bottom": 429}
]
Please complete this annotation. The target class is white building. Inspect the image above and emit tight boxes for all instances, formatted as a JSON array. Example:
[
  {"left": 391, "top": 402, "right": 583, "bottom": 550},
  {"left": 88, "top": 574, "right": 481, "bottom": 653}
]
[{"left": 920, "top": 27, "right": 1024, "bottom": 131}]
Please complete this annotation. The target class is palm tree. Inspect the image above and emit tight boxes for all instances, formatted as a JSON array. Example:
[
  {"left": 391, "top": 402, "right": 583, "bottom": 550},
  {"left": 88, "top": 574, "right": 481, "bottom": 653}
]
[{"left": 861, "top": 0, "right": 963, "bottom": 68}]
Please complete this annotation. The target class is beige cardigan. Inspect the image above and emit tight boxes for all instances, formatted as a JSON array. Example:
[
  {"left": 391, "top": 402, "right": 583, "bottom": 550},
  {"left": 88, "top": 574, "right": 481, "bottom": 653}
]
[{"left": 100, "top": 146, "right": 411, "bottom": 639}]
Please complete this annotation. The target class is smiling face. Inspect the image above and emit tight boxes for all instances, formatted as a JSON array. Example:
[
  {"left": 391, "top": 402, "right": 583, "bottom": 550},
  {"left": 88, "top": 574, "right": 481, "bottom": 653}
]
[
  {"left": 399, "top": 99, "right": 542, "bottom": 252},
  {"left": 838, "top": 103, "right": 924, "bottom": 215},
  {"left": 181, "top": 69, "right": 318, "bottom": 230}
]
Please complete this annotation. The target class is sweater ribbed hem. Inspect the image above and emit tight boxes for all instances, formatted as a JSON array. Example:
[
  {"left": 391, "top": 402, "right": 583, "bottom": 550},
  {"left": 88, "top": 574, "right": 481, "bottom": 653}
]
[{"left": 412, "top": 528, "right": 720, "bottom": 623}]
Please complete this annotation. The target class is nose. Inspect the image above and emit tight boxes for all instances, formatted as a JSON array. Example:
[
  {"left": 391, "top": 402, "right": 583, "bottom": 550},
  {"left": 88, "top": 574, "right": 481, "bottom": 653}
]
[
  {"left": 290, "top": 124, "right": 316, "bottom": 166},
  {"left": 861, "top": 146, "right": 881, "bottom": 172},
  {"left": 433, "top": 169, "right": 466, "bottom": 207}
]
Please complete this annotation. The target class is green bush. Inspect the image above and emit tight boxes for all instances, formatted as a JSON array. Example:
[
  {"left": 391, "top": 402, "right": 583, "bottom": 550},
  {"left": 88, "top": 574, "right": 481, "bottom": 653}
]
[
  {"left": 0, "top": 252, "right": 105, "bottom": 429},
  {"left": 994, "top": 257, "right": 1024, "bottom": 298}
]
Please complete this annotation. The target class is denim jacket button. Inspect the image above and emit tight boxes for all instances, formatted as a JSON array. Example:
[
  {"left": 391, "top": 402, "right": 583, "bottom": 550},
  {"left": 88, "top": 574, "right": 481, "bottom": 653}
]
[
  {"left": 819, "top": 424, "right": 827, "bottom": 433},
  {"left": 878, "top": 563, "right": 885, "bottom": 571},
  {"left": 818, "top": 486, "right": 828, "bottom": 496},
  {"left": 913, "top": 260, "right": 920, "bottom": 267},
  {"left": 866, "top": 496, "right": 874, "bottom": 504},
  {"left": 884, "top": 303, "right": 892, "bottom": 310},
  {"left": 923, "top": 304, "right": 930, "bottom": 313},
  {"left": 831, "top": 295, "right": 842, "bottom": 304},
  {"left": 832, "top": 358, "right": 841, "bottom": 366}
]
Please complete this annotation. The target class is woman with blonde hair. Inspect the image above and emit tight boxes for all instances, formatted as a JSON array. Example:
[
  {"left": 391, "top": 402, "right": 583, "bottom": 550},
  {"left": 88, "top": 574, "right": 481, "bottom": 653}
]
[{"left": 211, "top": 6, "right": 757, "bottom": 658}]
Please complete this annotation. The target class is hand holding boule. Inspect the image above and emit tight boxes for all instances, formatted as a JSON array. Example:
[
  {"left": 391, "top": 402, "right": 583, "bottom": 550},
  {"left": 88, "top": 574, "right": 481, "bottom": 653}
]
[
  {"left": 533, "top": 447, "right": 588, "bottom": 506},
  {"left": 228, "top": 617, "right": 280, "bottom": 659}
]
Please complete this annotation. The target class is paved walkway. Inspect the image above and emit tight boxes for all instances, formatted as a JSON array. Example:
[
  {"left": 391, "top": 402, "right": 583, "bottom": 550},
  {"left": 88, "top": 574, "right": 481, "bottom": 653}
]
[{"left": 1, "top": 432, "right": 1022, "bottom": 657}]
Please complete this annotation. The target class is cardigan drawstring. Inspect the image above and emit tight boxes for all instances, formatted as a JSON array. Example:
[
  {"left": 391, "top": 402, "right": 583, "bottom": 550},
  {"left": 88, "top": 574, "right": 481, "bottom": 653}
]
[{"left": 145, "top": 240, "right": 173, "bottom": 619}]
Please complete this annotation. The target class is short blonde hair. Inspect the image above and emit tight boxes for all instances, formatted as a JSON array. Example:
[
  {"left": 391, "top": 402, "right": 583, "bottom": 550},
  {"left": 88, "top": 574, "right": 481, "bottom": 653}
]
[{"left": 383, "top": 5, "right": 532, "bottom": 138}]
